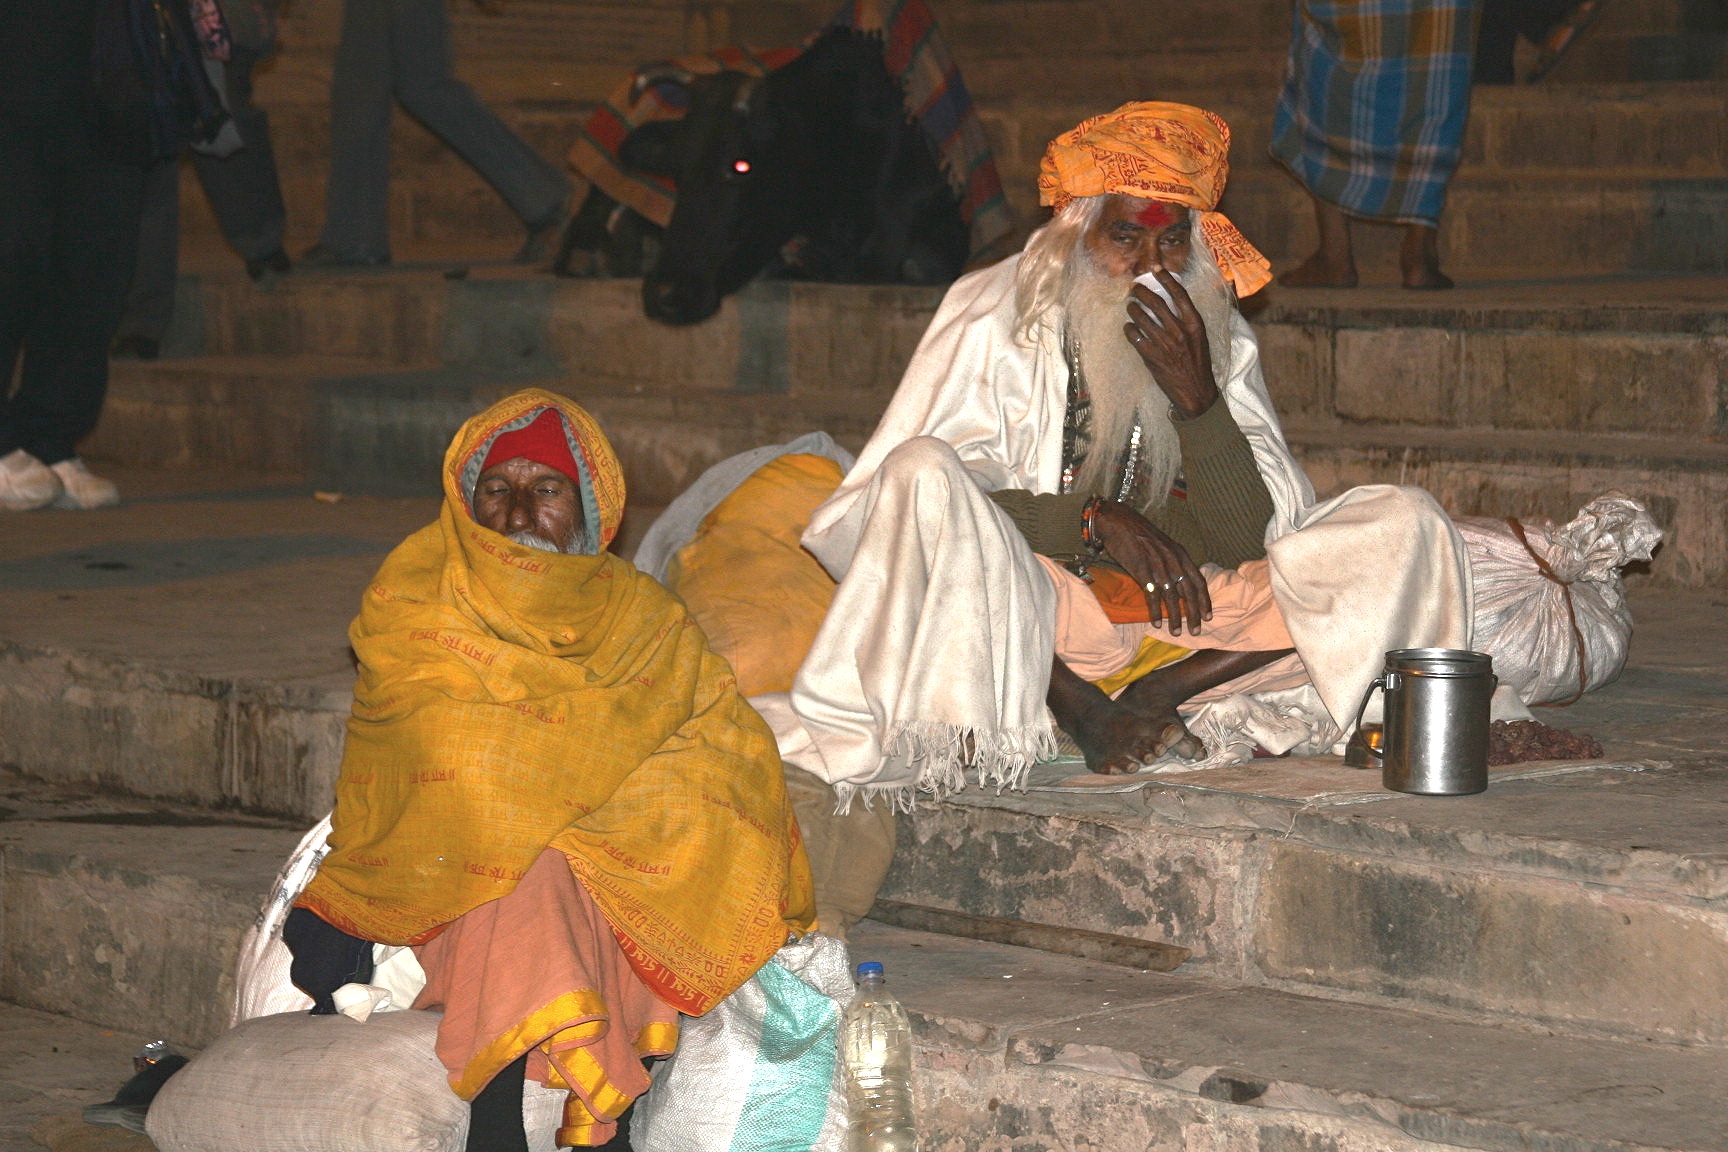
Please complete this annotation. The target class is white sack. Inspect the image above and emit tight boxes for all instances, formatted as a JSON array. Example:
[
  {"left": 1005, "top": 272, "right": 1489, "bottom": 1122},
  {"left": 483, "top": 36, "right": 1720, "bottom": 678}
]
[
  {"left": 147, "top": 1011, "right": 469, "bottom": 1152},
  {"left": 634, "top": 933, "right": 854, "bottom": 1152},
  {"left": 228, "top": 820, "right": 559, "bottom": 1150},
  {"left": 1455, "top": 492, "right": 1661, "bottom": 705}
]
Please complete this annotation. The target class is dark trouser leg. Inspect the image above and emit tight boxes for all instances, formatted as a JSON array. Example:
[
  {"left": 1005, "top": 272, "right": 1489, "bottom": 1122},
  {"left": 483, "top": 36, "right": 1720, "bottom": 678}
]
[
  {"left": 0, "top": 126, "right": 55, "bottom": 456},
  {"left": 387, "top": 0, "right": 569, "bottom": 228},
  {"left": 193, "top": 46, "right": 287, "bottom": 261},
  {"left": 1474, "top": 0, "right": 1522, "bottom": 81},
  {"left": 117, "top": 159, "right": 181, "bottom": 345},
  {"left": 320, "top": 0, "right": 397, "bottom": 260},
  {"left": 1, "top": 126, "right": 144, "bottom": 464},
  {"left": 1277, "top": 195, "right": 1357, "bottom": 288},
  {"left": 281, "top": 906, "right": 376, "bottom": 1014},
  {"left": 590, "top": 1094, "right": 637, "bottom": 1152},
  {"left": 465, "top": 1052, "right": 529, "bottom": 1152}
]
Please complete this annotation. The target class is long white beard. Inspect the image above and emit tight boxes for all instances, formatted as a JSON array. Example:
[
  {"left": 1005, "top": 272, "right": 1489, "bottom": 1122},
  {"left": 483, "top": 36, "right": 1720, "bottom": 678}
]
[
  {"left": 1061, "top": 245, "right": 1239, "bottom": 512},
  {"left": 508, "top": 529, "right": 579, "bottom": 554}
]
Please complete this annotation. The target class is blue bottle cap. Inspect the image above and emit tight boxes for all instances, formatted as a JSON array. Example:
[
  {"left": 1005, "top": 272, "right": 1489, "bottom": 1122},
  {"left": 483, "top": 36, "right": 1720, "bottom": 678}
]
[{"left": 855, "top": 961, "right": 884, "bottom": 977}]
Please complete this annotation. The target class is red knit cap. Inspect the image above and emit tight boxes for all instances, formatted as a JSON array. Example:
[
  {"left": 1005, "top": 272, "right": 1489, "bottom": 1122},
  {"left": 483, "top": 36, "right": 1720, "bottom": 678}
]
[{"left": 478, "top": 408, "right": 582, "bottom": 485}]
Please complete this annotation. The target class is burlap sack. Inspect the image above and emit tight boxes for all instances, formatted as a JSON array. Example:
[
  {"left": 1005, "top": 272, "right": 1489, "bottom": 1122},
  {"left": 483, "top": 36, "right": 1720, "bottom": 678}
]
[{"left": 146, "top": 1011, "right": 469, "bottom": 1152}]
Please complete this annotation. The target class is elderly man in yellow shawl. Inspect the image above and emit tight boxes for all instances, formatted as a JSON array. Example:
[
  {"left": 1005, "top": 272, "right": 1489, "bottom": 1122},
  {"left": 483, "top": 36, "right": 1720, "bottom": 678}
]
[
  {"left": 750, "top": 101, "right": 1477, "bottom": 827},
  {"left": 286, "top": 389, "right": 814, "bottom": 1152}
]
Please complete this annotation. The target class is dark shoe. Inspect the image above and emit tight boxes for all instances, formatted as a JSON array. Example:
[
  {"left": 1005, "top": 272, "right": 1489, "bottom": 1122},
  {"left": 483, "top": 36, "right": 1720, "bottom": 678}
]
[
  {"left": 82, "top": 1052, "right": 188, "bottom": 1134},
  {"left": 110, "top": 334, "right": 160, "bottom": 360},
  {"left": 300, "top": 243, "right": 390, "bottom": 269},
  {"left": 81, "top": 1101, "right": 148, "bottom": 1135},
  {"left": 246, "top": 248, "right": 292, "bottom": 282}
]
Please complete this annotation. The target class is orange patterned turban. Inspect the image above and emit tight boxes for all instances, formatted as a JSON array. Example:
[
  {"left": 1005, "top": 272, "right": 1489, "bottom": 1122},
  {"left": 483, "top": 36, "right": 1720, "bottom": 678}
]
[{"left": 1038, "top": 101, "right": 1272, "bottom": 298}]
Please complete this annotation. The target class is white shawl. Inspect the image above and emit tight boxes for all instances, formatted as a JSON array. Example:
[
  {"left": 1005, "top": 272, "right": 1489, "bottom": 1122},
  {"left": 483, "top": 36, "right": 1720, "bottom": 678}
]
[{"left": 781, "top": 253, "right": 1474, "bottom": 802}]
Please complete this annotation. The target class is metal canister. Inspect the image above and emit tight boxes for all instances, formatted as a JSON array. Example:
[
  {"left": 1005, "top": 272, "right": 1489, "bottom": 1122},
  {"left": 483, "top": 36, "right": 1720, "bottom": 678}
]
[{"left": 1350, "top": 649, "right": 1497, "bottom": 796}]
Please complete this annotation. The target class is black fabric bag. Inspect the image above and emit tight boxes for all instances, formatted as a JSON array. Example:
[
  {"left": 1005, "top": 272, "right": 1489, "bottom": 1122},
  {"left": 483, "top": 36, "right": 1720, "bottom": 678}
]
[{"left": 91, "top": 0, "right": 229, "bottom": 164}]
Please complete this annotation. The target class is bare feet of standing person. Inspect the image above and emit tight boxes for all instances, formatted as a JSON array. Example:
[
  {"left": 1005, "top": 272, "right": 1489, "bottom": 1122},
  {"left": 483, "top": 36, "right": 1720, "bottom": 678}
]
[
  {"left": 1277, "top": 196, "right": 1358, "bottom": 287},
  {"left": 1279, "top": 194, "right": 1454, "bottom": 290},
  {"left": 1399, "top": 222, "right": 1453, "bottom": 289}
]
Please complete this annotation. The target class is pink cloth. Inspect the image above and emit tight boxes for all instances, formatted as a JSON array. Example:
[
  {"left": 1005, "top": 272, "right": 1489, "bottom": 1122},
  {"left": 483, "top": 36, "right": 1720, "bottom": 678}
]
[
  {"left": 1040, "top": 555, "right": 1296, "bottom": 682},
  {"left": 414, "top": 849, "right": 680, "bottom": 1145}
]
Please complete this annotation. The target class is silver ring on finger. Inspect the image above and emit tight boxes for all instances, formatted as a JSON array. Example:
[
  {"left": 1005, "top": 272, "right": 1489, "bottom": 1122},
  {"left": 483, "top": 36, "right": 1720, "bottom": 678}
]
[{"left": 1172, "top": 574, "right": 1187, "bottom": 583}]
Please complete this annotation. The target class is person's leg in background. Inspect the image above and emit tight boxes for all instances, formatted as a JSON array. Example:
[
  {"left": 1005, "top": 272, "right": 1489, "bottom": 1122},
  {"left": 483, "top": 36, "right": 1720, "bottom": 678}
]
[
  {"left": 111, "top": 158, "right": 181, "bottom": 360},
  {"left": 0, "top": 125, "right": 63, "bottom": 510},
  {"left": 194, "top": 43, "right": 290, "bottom": 280},
  {"left": 310, "top": 0, "right": 397, "bottom": 264},
  {"left": 0, "top": 123, "right": 144, "bottom": 509},
  {"left": 386, "top": 0, "right": 569, "bottom": 262}
]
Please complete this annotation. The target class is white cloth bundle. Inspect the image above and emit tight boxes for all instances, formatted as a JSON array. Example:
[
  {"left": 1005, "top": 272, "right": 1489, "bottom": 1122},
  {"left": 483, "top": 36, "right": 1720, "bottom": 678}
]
[{"left": 1456, "top": 492, "right": 1661, "bottom": 705}]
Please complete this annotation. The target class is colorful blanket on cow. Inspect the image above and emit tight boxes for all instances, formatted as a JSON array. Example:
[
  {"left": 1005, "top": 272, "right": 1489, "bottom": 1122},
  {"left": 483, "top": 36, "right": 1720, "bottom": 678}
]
[
  {"left": 567, "top": 0, "right": 1012, "bottom": 260},
  {"left": 1268, "top": 0, "right": 1479, "bottom": 226}
]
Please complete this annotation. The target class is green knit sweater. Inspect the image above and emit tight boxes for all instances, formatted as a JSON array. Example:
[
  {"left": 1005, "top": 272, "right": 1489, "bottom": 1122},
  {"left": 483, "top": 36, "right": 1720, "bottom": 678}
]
[{"left": 989, "top": 397, "right": 1274, "bottom": 569}]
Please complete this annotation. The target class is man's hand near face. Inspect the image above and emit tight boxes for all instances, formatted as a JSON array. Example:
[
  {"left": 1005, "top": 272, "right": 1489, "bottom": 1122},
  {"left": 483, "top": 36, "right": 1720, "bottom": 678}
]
[{"left": 1125, "top": 269, "right": 1220, "bottom": 419}]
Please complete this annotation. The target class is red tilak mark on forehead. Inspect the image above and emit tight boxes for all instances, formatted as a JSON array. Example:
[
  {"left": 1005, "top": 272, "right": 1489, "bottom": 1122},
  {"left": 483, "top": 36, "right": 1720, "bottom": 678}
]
[{"left": 1134, "top": 201, "right": 1183, "bottom": 229}]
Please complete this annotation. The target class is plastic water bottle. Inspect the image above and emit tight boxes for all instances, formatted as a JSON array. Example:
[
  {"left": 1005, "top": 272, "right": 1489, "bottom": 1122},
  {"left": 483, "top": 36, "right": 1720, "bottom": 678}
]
[{"left": 840, "top": 961, "right": 918, "bottom": 1152}]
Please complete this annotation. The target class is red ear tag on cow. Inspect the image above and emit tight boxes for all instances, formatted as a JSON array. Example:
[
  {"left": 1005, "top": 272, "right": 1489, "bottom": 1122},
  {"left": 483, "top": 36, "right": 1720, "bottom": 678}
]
[{"left": 732, "top": 159, "right": 752, "bottom": 175}]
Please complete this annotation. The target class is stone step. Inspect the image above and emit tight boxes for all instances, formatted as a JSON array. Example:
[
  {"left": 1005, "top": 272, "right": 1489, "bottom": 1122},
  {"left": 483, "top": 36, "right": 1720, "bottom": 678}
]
[
  {"left": 0, "top": 1001, "right": 158, "bottom": 1149},
  {"left": 1284, "top": 423, "right": 1728, "bottom": 588},
  {"left": 2, "top": 469, "right": 1724, "bottom": 1047},
  {"left": 857, "top": 920, "right": 1728, "bottom": 1152},
  {"left": 3, "top": 480, "right": 1724, "bottom": 1045},
  {"left": 94, "top": 270, "right": 1728, "bottom": 582},
  {"left": 0, "top": 781, "right": 307, "bottom": 1049},
  {"left": 7, "top": 785, "right": 1728, "bottom": 1152},
  {"left": 880, "top": 752, "right": 1728, "bottom": 1050},
  {"left": 134, "top": 271, "right": 1728, "bottom": 442}
]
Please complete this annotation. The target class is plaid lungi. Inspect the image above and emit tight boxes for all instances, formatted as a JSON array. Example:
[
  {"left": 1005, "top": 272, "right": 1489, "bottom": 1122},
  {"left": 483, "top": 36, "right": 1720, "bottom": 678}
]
[{"left": 1270, "top": 0, "right": 1481, "bottom": 226}]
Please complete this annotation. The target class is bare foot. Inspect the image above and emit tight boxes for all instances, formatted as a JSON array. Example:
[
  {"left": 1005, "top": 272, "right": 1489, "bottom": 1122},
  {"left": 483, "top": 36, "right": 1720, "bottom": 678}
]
[
  {"left": 1400, "top": 224, "right": 1454, "bottom": 290},
  {"left": 1401, "top": 264, "right": 1455, "bottom": 290},
  {"left": 1048, "top": 660, "right": 1203, "bottom": 774},
  {"left": 1277, "top": 251, "right": 1358, "bottom": 289},
  {"left": 1067, "top": 702, "right": 1204, "bottom": 775}
]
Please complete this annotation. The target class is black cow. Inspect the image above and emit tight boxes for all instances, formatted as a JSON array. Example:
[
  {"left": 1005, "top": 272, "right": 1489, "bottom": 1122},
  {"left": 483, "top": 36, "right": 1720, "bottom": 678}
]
[{"left": 554, "top": 28, "right": 971, "bottom": 326}]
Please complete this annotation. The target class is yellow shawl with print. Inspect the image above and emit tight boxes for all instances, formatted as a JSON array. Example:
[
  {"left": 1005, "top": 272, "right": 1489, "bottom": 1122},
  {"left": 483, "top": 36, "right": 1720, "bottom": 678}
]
[{"left": 299, "top": 388, "right": 814, "bottom": 1015}]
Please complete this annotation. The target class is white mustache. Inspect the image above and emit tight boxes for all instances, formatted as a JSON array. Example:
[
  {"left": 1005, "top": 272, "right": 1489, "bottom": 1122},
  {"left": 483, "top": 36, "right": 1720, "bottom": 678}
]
[{"left": 507, "top": 530, "right": 574, "bottom": 554}]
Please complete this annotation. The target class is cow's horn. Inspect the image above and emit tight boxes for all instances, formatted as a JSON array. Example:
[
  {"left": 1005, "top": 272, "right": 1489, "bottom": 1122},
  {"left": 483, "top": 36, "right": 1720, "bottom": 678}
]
[
  {"left": 731, "top": 75, "right": 761, "bottom": 115},
  {"left": 630, "top": 64, "right": 696, "bottom": 104}
]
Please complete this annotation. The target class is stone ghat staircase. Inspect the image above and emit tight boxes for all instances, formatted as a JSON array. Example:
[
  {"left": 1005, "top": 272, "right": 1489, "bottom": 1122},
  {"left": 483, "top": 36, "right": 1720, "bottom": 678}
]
[
  {"left": 94, "top": 265, "right": 1728, "bottom": 585},
  {"left": 3, "top": 511, "right": 1728, "bottom": 1150},
  {"left": 9, "top": 0, "right": 1728, "bottom": 1146},
  {"left": 132, "top": 0, "right": 1728, "bottom": 587}
]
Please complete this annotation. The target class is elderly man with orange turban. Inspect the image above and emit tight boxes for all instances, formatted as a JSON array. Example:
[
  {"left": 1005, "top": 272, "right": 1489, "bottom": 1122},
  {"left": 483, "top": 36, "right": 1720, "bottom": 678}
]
[{"left": 755, "top": 102, "right": 1474, "bottom": 823}]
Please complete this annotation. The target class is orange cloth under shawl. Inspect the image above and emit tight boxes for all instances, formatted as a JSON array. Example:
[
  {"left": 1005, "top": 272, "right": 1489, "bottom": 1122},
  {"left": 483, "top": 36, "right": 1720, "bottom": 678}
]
[
  {"left": 1041, "top": 556, "right": 1296, "bottom": 688},
  {"left": 299, "top": 388, "right": 815, "bottom": 1018},
  {"left": 415, "top": 850, "right": 681, "bottom": 1147},
  {"left": 1037, "top": 101, "right": 1273, "bottom": 298}
]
